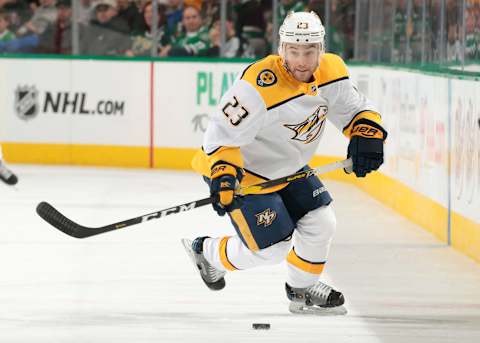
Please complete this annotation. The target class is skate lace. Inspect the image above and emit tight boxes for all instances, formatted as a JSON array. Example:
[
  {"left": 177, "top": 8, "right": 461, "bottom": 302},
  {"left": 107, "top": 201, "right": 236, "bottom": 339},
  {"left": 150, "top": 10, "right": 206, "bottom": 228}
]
[
  {"left": 205, "top": 263, "right": 225, "bottom": 282},
  {"left": 307, "top": 281, "right": 332, "bottom": 300}
]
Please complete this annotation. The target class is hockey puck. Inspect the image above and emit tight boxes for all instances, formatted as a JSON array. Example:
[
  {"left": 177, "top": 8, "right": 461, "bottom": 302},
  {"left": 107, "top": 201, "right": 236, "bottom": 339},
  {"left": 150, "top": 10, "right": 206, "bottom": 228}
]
[{"left": 252, "top": 323, "right": 270, "bottom": 330}]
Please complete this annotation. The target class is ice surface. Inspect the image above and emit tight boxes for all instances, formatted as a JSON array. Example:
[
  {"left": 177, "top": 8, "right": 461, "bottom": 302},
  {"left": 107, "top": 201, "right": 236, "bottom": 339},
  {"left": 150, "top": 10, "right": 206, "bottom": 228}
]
[{"left": 1, "top": 165, "right": 479, "bottom": 343}]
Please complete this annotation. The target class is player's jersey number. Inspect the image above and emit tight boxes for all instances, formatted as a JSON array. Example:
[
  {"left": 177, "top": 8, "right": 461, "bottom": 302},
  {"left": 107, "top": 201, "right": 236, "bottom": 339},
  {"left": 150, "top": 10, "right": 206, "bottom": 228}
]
[{"left": 222, "top": 96, "right": 249, "bottom": 126}]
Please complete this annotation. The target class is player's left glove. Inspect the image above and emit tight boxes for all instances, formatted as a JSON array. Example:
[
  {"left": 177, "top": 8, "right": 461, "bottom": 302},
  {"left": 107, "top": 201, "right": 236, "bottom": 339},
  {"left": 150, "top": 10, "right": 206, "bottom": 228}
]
[
  {"left": 209, "top": 161, "right": 244, "bottom": 216},
  {"left": 347, "top": 120, "right": 387, "bottom": 177}
]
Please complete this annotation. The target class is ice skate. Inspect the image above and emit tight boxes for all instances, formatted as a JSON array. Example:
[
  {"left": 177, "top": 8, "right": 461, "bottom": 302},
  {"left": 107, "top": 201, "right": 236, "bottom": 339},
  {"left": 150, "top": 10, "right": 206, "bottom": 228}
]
[
  {"left": 181, "top": 237, "right": 226, "bottom": 291},
  {"left": 286, "top": 281, "right": 347, "bottom": 315},
  {"left": 0, "top": 161, "right": 18, "bottom": 185}
]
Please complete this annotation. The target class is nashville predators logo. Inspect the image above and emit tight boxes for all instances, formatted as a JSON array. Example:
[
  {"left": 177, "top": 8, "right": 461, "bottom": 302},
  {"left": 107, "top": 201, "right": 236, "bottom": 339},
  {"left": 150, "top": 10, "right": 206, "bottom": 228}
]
[
  {"left": 255, "top": 208, "right": 277, "bottom": 227},
  {"left": 257, "top": 69, "right": 277, "bottom": 87},
  {"left": 284, "top": 105, "right": 328, "bottom": 144}
]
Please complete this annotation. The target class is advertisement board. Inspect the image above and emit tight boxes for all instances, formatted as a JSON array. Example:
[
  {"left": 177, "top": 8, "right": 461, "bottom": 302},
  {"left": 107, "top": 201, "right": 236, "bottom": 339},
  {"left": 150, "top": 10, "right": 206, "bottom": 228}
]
[
  {"left": 0, "top": 59, "right": 149, "bottom": 147},
  {"left": 450, "top": 79, "right": 480, "bottom": 222},
  {"left": 350, "top": 67, "right": 450, "bottom": 208},
  {"left": 154, "top": 61, "right": 247, "bottom": 148}
]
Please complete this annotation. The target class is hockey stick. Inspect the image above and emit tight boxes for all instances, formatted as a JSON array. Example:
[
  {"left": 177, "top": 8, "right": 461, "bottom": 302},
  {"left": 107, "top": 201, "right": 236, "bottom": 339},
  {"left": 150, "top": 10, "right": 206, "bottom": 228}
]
[{"left": 36, "top": 158, "right": 352, "bottom": 239}]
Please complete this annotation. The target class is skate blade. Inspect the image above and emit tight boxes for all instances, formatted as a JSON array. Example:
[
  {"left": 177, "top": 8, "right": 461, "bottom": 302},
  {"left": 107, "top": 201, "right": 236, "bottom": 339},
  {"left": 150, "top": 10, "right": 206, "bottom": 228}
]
[
  {"left": 181, "top": 239, "right": 198, "bottom": 269},
  {"left": 288, "top": 302, "right": 347, "bottom": 316}
]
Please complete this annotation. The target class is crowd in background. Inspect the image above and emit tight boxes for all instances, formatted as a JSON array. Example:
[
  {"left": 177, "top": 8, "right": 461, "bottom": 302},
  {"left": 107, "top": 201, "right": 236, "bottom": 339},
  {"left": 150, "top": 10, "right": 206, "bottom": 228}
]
[
  {"left": 388, "top": 0, "right": 480, "bottom": 63},
  {"left": 0, "top": 0, "right": 478, "bottom": 64}
]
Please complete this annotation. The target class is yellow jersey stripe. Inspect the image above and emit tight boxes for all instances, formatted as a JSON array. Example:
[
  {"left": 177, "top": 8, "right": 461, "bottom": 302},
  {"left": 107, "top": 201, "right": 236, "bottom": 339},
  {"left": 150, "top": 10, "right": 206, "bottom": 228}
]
[
  {"left": 219, "top": 236, "right": 237, "bottom": 271},
  {"left": 230, "top": 209, "right": 260, "bottom": 251},
  {"left": 286, "top": 248, "right": 325, "bottom": 274}
]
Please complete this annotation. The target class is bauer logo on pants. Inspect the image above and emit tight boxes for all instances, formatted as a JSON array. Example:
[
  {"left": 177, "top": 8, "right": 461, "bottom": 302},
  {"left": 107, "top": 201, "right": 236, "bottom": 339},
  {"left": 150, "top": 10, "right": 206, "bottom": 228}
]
[
  {"left": 15, "top": 85, "right": 39, "bottom": 121},
  {"left": 255, "top": 208, "right": 277, "bottom": 227}
]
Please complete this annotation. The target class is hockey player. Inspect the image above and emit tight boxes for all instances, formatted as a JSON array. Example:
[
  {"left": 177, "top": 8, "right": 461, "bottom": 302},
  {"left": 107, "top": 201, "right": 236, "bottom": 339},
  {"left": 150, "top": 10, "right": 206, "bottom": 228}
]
[
  {"left": 182, "top": 11, "right": 386, "bottom": 314},
  {"left": 0, "top": 146, "right": 18, "bottom": 185}
]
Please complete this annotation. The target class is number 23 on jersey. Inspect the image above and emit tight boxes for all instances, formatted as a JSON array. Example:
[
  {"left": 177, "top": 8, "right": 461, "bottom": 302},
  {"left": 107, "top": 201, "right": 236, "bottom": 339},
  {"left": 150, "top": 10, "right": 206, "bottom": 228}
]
[{"left": 222, "top": 96, "right": 249, "bottom": 126}]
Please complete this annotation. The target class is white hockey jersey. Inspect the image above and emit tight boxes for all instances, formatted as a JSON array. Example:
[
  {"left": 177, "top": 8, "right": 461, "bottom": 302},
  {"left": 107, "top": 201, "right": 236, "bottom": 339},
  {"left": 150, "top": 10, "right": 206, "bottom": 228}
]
[{"left": 192, "top": 53, "right": 382, "bottom": 192}]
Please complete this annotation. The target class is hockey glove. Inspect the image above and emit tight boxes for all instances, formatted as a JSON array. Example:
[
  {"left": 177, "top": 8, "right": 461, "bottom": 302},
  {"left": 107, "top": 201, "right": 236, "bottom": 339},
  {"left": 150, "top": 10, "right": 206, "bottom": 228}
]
[
  {"left": 210, "top": 161, "right": 244, "bottom": 216},
  {"left": 347, "top": 120, "right": 387, "bottom": 177}
]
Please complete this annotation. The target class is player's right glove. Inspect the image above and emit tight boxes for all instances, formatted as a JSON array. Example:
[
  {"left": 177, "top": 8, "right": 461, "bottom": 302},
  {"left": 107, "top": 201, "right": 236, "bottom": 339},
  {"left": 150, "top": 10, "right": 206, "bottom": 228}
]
[
  {"left": 209, "top": 161, "right": 244, "bottom": 216},
  {"left": 347, "top": 119, "right": 387, "bottom": 177}
]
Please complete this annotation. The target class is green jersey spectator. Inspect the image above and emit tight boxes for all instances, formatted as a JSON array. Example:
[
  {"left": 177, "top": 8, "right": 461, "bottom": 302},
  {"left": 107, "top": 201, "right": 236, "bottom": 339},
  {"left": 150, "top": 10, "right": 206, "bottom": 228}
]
[
  {"left": 465, "top": 5, "right": 479, "bottom": 60},
  {"left": 160, "top": 5, "right": 209, "bottom": 57},
  {"left": 0, "top": 11, "right": 15, "bottom": 42}
]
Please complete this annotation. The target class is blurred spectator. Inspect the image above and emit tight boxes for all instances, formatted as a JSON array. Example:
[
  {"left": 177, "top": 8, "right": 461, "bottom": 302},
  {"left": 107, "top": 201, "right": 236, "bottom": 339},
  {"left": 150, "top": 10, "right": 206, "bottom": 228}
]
[
  {"left": 76, "top": 0, "right": 93, "bottom": 23},
  {"left": 160, "top": 5, "right": 209, "bottom": 56},
  {"left": 0, "top": 10, "right": 15, "bottom": 42},
  {"left": 81, "top": 0, "right": 131, "bottom": 55},
  {"left": 165, "top": 0, "right": 182, "bottom": 34},
  {"left": 201, "top": 0, "right": 220, "bottom": 29},
  {"left": 206, "top": 17, "right": 254, "bottom": 58},
  {"left": 392, "top": 0, "right": 407, "bottom": 63},
  {"left": 16, "top": 0, "right": 57, "bottom": 36},
  {"left": 117, "top": 0, "right": 143, "bottom": 31},
  {"left": 330, "top": 1, "right": 355, "bottom": 59},
  {"left": 184, "top": 0, "right": 201, "bottom": 10},
  {"left": 465, "top": 2, "right": 479, "bottom": 61},
  {"left": 235, "top": 0, "right": 267, "bottom": 57},
  {"left": 408, "top": 0, "right": 426, "bottom": 62},
  {"left": 127, "top": 0, "right": 170, "bottom": 56},
  {"left": 0, "top": 0, "right": 31, "bottom": 32},
  {"left": 444, "top": 0, "right": 461, "bottom": 63},
  {"left": 38, "top": 0, "right": 74, "bottom": 54},
  {"left": 446, "top": 23, "right": 461, "bottom": 62}
]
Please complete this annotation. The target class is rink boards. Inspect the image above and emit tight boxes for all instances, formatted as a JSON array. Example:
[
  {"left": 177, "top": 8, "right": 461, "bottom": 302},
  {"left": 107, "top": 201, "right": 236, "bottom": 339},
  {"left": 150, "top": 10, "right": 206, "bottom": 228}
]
[{"left": 0, "top": 57, "right": 478, "bottom": 262}]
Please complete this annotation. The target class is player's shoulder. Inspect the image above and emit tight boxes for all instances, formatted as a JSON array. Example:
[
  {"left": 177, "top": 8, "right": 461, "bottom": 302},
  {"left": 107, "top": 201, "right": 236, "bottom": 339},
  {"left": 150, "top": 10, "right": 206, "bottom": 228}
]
[
  {"left": 239, "top": 55, "right": 301, "bottom": 110},
  {"left": 315, "top": 53, "right": 349, "bottom": 87},
  {"left": 239, "top": 55, "right": 283, "bottom": 89}
]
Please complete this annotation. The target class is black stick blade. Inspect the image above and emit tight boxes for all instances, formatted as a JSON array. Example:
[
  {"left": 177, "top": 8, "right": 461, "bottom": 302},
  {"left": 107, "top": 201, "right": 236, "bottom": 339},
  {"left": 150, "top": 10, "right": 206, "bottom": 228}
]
[{"left": 36, "top": 202, "right": 91, "bottom": 238}]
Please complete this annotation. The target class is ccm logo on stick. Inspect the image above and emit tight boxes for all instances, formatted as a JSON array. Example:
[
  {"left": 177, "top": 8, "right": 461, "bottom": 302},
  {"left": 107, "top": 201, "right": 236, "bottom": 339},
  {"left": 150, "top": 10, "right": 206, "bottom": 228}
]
[{"left": 141, "top": 202, "right": 197, "bottom": 222}]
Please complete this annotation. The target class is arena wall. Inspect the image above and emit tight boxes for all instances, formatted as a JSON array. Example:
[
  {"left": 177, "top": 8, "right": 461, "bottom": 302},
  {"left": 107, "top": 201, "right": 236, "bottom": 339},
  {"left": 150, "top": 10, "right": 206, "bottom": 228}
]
[{"left": 0, "top": 57, "right": 478, "bottom": 263}]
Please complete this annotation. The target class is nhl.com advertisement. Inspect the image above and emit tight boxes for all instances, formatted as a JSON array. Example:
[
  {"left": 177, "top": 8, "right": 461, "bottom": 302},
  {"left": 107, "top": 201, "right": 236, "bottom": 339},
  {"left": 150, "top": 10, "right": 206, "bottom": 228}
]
[
  {"left": 0, "top": 59, "right": 149, "bottom": 146},
  {"left": 14, "top": 85, "right": 126, "bottom": 121}
]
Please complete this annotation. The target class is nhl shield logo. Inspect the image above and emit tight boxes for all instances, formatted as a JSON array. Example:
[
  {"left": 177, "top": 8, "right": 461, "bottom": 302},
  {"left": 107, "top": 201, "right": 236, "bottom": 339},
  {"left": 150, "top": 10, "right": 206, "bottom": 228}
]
[{"left": 15, "top": 85, "right": 39, "bottom": 121}]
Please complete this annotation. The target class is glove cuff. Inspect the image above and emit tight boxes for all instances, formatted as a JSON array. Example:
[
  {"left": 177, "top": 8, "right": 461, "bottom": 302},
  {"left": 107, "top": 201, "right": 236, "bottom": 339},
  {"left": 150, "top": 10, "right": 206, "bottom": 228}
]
[
  {"left": 211, "top": 161, "right": 243, "bottom": 180},
  {"left": 351, "top": 119, "right": 387, "bottom": 140}
]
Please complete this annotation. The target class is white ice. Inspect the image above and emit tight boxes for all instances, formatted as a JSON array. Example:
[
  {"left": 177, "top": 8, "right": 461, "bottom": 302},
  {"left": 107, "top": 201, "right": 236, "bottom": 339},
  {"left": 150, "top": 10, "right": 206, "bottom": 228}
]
[{"left": 1, "top": 165, "right": 479, "bottom": 343}]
